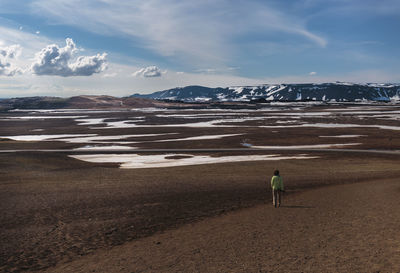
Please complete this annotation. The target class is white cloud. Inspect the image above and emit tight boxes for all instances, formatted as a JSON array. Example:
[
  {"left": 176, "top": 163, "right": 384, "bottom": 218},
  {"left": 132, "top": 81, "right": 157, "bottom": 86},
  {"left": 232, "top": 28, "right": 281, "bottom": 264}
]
[
  {"left": 29, "top": 0, "right": 327, "bottom": 66},
  {"left": 102, "top": 72, "right": 117, "bottom": 78},
  {"left": 0, "top": 25, "right": 50, "bottom": 53},
  {"left": 0, "top": 44, "right": 21, "bottom": 59},
  {"left": 1, "top": 61, "right": 399, "bottom": 98},
  {"left": 132, "top": 66, "right": 163, "bottom": 78},
  {"left": 0, "top": 44, "right": 23, "bottom": 76},
  {"left": 195, "top": 68, "right": 217, "bottom": 74},
  {"left": 195, "top": 67, "right": 242, "bottom": 74},
  {"left": 309, "top": 71, "right": 317, "bottom": 76},
  {"left": 31, "top": 38, "right": 107, "bottom": 77}
]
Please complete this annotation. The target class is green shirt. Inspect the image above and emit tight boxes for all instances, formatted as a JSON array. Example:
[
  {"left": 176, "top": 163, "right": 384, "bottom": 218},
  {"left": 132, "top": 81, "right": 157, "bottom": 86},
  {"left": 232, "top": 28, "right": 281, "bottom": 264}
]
[{"left": 271, "top": 175, "right": 284, "bottom": 190}]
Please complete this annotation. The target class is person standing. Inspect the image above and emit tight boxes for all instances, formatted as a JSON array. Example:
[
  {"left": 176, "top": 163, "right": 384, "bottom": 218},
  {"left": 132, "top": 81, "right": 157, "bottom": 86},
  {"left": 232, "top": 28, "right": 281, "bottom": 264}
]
[{"left": 271, "top": 170, "right": 284, "bottom": 208}]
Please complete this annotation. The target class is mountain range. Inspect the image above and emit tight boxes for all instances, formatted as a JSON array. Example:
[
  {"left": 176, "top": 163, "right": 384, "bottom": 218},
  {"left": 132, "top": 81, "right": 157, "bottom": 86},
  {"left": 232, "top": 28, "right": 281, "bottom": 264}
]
[
  {"left": 131, "top": 82, "right": 400, "bottom": 102},
  {"left": 1, "top": 82, "right": 399, "bottom": 110}
]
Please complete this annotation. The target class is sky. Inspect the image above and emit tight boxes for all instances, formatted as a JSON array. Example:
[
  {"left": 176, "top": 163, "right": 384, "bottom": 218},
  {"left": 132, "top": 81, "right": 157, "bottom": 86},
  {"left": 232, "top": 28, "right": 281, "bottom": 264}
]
[{"left": 0, "top": 0, "right": 399, "bottom": 97}]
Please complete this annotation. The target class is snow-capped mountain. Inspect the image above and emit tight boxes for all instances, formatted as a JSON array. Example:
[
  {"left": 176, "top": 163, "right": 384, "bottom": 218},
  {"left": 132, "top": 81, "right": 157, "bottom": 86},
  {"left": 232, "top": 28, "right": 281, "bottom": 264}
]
[{"left": 131, "top": 83, "right": 400, "bottom": 102}]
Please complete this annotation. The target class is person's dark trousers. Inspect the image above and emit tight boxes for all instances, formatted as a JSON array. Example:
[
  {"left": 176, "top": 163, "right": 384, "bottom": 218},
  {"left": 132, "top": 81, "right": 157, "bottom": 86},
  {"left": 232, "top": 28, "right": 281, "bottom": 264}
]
[{"left": 272, "top": 189, "right": 282, "bottom": 207}]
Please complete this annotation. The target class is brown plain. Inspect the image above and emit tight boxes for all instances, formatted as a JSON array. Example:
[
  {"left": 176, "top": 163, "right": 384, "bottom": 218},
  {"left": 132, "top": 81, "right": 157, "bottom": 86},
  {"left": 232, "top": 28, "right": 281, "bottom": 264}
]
[{"left": 0, "top": 103, "right": 399, "bottom": 272}]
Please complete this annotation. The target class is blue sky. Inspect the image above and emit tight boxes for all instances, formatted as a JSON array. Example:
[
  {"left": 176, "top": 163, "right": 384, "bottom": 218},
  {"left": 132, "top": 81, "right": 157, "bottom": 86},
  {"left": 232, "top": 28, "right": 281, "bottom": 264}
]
[{"left": 0, "top": 0, "right": 399, "bottom": 97}]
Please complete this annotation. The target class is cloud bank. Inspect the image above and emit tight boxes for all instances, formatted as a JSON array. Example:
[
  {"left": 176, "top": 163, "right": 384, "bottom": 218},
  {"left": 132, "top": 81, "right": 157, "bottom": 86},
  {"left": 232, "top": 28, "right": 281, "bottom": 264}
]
[
  {"left": 0, "top": 44, "right": 23, "bottom": 76},
  {"left": 133, "top": 66, "right": 162, "bottom": 78},
  {"left": 31, "top": 38, "right": 107, "bottom": 76}
]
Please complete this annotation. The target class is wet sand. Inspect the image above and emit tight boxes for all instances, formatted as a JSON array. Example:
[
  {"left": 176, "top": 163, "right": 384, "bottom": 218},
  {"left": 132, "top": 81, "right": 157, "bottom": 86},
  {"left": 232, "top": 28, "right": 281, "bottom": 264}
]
[{"left": 44, "top": 178, "right": 400, "bottom": 273}]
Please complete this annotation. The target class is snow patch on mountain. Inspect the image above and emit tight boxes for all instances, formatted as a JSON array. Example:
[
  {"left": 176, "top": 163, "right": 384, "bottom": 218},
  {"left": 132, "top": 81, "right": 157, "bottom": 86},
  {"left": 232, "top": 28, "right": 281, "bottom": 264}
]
[{"left": 131, "top": 83, "right": 400, "bottom": 103}]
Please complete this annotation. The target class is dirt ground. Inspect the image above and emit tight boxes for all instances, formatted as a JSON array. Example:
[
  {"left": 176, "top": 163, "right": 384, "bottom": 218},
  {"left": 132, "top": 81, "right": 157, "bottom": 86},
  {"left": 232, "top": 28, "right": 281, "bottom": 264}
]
[
  {"left": 44, "top": 177, "right": 400, "bottom": 273},
  {"left": 1, "top": 104, "right": 400, "bottom": 272},
  {"left": 1, "top": 152, "right": 400, "bottom": 272}
]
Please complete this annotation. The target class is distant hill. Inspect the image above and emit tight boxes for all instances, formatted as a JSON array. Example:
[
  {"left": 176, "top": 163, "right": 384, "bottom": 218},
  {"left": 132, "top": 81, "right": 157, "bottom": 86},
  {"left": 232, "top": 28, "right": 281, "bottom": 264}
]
[
  {"left": 131, "top": 83, "right": 400, "bottom": 102},
  {"left": 0, "top": 95, "right": 174, "bottom": 111}
]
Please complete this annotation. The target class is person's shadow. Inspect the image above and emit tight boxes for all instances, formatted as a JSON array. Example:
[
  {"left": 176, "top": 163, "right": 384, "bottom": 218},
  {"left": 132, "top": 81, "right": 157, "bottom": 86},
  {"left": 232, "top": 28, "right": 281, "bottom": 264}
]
[{"left": 280, "top": 205, "right": 315, "bottom": 209}]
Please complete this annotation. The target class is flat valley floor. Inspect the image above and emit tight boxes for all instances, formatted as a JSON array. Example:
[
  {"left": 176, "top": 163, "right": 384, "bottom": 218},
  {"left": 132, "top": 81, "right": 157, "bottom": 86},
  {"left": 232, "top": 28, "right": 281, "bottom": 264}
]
[{"left": 1, "top": 103, "right": 399, "bottom": 272}]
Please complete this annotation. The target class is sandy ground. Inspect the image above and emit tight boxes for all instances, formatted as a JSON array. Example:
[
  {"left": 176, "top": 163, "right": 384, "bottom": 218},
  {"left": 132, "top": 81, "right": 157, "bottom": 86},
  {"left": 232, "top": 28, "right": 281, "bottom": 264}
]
[{"left": 42, "top": 178, "right": 400, "bottom": 273}]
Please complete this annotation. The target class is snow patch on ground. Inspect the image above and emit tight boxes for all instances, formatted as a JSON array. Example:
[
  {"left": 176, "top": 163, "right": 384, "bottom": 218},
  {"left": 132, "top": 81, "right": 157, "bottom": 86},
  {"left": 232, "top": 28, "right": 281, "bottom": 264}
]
[
  {"left": 76, "top": 118, "right": 145, "bottom": 128},
  {"left": 56, "top": 135, "right": 141, "bottom": 144},
  {"left": 152, "top": 134, "right": 242, "bottom": 142},
  {"left": 74, "top": 145, "right": 136, "bottom": 151},
  {"left": 76, "top": 118, "right": 106, "bottom": 125},
  {"left": 260, "top": 123, "right": 400, "bottom": 131},
  {"left": 0, "top": 133, "right": 181, "bottom": 144},
  {"left": 1, "top": 116, "right": 87, "bottom": 120},
  {"left": 0, "top": 134, "right": 96, "bottom": 141},
  {"left": 97, "top": 120, "right": 145, "bottom": 129},
  {"left": 133, "top": 118, "right": 263, "bottom": 128},
  {"left": 252, "top": 143, "right": 362, "bottom": 149},
  {"left": 9, "top": 109, "right": 125, "bottom": 114},
  {"left": 69, "top": 153, "right": 318, "bottom": 169},
  {"left": 319, "top": 135, "right": 366, "bottom": 138},
  {"left": 155, "top": 113, "right": 247, "bottom": 118}
]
